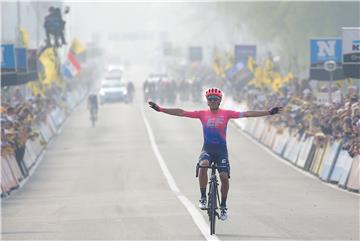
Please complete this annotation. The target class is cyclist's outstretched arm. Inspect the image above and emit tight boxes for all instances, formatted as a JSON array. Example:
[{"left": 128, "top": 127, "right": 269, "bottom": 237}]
[
  {"left": 246, "top": 106, "right": 283, "bottom": 117},
  {"left": 148, "top": 101, "right": 185, "bottom": 116}
]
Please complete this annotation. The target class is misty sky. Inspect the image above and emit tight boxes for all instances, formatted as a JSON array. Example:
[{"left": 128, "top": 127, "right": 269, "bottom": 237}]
[{"left": 65, "top": 2, "right": 262, "bottom": 63}]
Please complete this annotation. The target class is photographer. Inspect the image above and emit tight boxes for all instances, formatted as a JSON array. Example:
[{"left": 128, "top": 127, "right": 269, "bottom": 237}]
[{"left": 44, "top": 6, "right": 69, "bottom": 47}]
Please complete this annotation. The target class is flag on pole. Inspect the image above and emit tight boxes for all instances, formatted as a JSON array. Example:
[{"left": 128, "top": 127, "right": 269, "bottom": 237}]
[
  {"left": 19, "top": 27, "right": 29, "bottom": 48},
  {"left": 61, "top": 60, "right": 78, "bottom": 80},
  {"left": 247, "top": 56, "right": 255, "bottom": 73},
  {"left": 67, "top": 52, "right": 81, "bottom": 72},
  {"left": 38, "top": 47, "right": 59, "bottom": 85},
  {"left": 70, "top": 38, "right": 86, "bottom": 55}
]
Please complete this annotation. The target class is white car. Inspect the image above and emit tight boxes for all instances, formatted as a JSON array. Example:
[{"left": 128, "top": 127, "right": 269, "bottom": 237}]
[{"left": 99, "top": 81, "right": 128, "bottom": 104}]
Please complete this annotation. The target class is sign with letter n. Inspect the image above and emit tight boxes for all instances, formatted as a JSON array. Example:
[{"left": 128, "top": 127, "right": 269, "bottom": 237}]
[
  {"left": 342, "top": 27, "right": 360, "bottom": 78},
  {"left": 310, "top": 38, "right": 345, "bottom": 81}
]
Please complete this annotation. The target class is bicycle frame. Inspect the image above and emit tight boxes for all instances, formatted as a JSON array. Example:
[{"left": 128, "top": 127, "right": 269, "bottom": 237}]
[{"left": 196, "top": 162, "right": 226, "bottom": 235}]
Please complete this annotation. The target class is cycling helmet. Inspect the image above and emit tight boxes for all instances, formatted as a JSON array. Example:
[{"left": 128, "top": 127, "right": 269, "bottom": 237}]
[{"left": 205, "top": 88, "right": 222, "bottom": 98}]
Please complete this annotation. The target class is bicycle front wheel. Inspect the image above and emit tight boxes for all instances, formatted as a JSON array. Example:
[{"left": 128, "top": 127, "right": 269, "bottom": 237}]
[{"left": 208, "top": 182, "right": 217, "bottom": 235}]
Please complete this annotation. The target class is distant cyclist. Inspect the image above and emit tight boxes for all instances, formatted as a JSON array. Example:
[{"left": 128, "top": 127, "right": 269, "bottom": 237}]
[
  {"left": 148, "top": 87, "right": 282, "bottom": 221},
  {"left": 87, "top": 92, "right": 98, "bottom": 122}
]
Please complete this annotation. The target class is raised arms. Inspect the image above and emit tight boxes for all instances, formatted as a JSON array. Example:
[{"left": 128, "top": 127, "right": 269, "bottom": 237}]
[
  {"left": 148, "top": 101, "right": 185, "bottom": 117},
  {"left": 245, "top": 107, "right": 282, "bottom": 117},
  {"left": 246, "top": 107, "right": 283, "bottom": 117}
]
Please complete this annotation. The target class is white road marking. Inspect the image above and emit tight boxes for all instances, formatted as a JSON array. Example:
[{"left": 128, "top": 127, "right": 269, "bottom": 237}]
[{"left": 141, "top": 107, "right": 220, "bottom": 241}]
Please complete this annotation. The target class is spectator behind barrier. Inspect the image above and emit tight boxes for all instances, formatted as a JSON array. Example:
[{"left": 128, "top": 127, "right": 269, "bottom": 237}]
[{"left": 1, "top": 84, "right": 71, "bottom": 180}]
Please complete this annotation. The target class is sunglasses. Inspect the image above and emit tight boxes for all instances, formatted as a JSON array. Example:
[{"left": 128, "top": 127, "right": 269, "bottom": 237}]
[{"left": 207, "top": 96, "right": 221, "bottom": 101}]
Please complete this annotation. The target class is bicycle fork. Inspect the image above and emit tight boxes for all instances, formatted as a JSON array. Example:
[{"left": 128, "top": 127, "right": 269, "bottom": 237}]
[{"left": 208, "top": 176, "right": 221, "bottom": 219}]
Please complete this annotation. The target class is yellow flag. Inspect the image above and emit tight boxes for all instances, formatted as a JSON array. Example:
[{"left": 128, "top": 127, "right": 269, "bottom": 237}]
[
  {"left": 212, "top": 57, "right": 225, "bottom": 78},
  {"left": 336, "top": 80, "right": 343, "bottom": 89},
  {"left": 272, "top": 72, "right": 282, "bottom": 92},
  {"left": 19, "top": 27, "right": 29, "bottom": 48},
  {"left": 247, "top": 56, "right": 255, "bottom": 73},
  {"left": 225, "top": 52, "right": 234, "bottom": 70},
  {"left": 264, "top": 59, "right": 274, "bottom": 72},
  {"left": 283, "top": 72, "right": 294, "bottom": 83},
  {"left": 39, "top": 47, "right": 59, "bottom": 85},
  {"left": 70, "top": 38, "right": 86, "bottom": 55},
  {"left": 253, "top": 67, "right": 264, "bottom": 87},
  {"left": 27, "top": 81, "right": 44, "bottom": 96}
]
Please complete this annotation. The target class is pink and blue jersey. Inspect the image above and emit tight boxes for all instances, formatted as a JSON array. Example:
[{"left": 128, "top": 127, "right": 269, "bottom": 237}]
[{"left": 182, "top": 109, "right": 247, "bottom": 146}]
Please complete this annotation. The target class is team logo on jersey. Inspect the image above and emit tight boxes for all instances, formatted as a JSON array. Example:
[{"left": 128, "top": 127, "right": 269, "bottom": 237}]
[{"left": 206, "top": 116, "right": 224, "bottom": 128}]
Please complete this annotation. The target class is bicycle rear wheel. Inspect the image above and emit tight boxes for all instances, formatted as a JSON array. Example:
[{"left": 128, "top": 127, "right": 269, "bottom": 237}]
[
  {"left": 90, "top": 108, "right": 96, "bottom": 127},
  {"left": 91, "top": 116, "right": 96, "bottom": 127},
  {"left": 208, "top": 182, "right": 217, "bottom": 235}
]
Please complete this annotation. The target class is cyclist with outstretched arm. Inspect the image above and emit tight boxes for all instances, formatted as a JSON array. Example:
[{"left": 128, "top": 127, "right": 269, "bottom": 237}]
[{"left": 148, "top": 88, "right": 282, "bottom": 221}]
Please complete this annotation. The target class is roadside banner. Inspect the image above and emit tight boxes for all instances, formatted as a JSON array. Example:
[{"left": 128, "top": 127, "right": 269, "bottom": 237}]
[
  {"left": 1, "top": 44, "right": 16, "bottom": 72},
  {"left": 338, "top": 152, "right": 354, "bottom": 187},
  {"left": 346, "top": 156, "right": 360, "bottom": 191},
  {"left": 309, "top": 38, "right": 345, "bottom": 80},
  {"left": 296, "top": 136, "right": 314, "bottom": 168},
  {"left": 27, "top": 49, "right": 38, "bottom": 81},
  {"left": 319, "top": 140, "right": 342, "bottom": 181},
  {"left": 330, "top": 149, "right": 353, "bottom": 183},
  {"left": 15, "top": 48, "right": 27, "bottom": 72},
  {"left": 310, "top": 145, "right": 327, "bottom": 175},
  {"left": 342, "top": 27, "right": 360, "bottom": 78}
]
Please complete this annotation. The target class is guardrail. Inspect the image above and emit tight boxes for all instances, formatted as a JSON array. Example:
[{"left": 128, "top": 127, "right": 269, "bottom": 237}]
[{"left": 1, "top": 86, "right": 87, "bottom": 197}]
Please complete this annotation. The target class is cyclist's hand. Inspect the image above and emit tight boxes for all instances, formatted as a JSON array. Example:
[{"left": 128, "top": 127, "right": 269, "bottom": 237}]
[
  {"left": 148, "top": 101, "right": 161, "bottom": 112},
  {"left": 269, "top": 106, "right": 283, "bottom": 115}
]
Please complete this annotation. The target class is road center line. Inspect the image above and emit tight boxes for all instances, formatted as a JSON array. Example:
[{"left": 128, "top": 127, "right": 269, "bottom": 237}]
[{"left": 141, "top": 107, "right": 220, "bottom": 241}]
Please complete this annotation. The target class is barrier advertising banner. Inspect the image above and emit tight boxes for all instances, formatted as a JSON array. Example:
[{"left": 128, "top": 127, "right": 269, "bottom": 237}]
[
  {"left": 342, "top": 27, "right": 360, "bottom": 78},
  {"left": 310, "top": 38, "right": 345, "bottom": 81}
]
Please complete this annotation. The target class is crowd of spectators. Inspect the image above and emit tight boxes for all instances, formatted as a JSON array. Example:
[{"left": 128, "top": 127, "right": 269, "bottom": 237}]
[
  {"left": 169, "top": 63, "right": 359, "bottom": 158},
  {"left": 236, "top": 81, "right": 359, "bottom": 158},
  {"left": 1, "top": 84, "right": 69, "bottom": 178}
]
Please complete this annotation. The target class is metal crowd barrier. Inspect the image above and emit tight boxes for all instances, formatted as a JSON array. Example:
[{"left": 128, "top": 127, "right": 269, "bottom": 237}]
[
  {"left": 1, "top": 86, "right": 87, "bottom": 197},
  {"left": 223, "top": 97, "right": 360, "bottom": 193}
]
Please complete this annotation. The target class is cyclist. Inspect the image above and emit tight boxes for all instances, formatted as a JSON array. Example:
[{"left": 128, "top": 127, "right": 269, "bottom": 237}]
[
  {"left": 87, "top": 92, "right": 98, "bottom": 121},
  {"left": 148, "top": 87, "right": 282, "bottom": 221}
]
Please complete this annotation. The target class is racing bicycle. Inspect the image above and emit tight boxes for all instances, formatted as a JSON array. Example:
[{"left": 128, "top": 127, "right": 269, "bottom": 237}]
[{"left": 196, "top": 162, "right": 227, "bottom": 235}]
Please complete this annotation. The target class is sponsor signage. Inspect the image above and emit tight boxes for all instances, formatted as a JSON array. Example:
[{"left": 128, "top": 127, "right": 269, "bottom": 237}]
[
  {"left": 27, "top": 49, "right": 38, "bottom": 81},
  {"left": 1, "top": 44, "right": 16, "bottom": 72},
  {"left": 310, "top": 38, "right": 345, "bottom": 81},
  {"left": 15, "top": 48, "right": 27, "bottom": 72},
  {"left": 342, "top": 27, "right": 360, "bottom": 78}
]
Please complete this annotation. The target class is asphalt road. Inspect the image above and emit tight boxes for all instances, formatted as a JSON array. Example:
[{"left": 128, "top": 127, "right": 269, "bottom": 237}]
[{"left": 1, "top": 67, "right": 359, "bottom": 241}]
